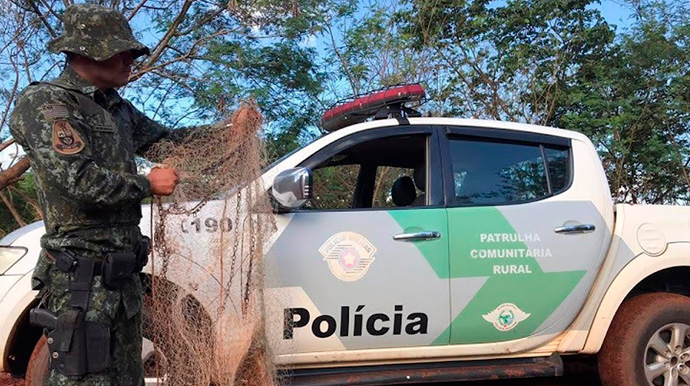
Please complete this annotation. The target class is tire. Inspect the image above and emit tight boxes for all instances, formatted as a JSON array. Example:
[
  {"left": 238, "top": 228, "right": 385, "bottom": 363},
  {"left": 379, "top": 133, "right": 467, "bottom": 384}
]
[
  {"left": 24, "top": 335, "right": 48, "bottom": 386},
  {"left": 599, "top": 292, "right": 690, "bottom": 386}
]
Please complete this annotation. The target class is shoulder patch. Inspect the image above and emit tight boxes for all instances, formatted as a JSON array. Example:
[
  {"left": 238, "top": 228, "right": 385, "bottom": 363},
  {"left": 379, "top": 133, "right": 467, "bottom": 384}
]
[
  {"left": 52, "top": 120, "right": 85, "bottom": 155},
  {"left": 41, "top": 103, "right": 70, "bottom": 120}
]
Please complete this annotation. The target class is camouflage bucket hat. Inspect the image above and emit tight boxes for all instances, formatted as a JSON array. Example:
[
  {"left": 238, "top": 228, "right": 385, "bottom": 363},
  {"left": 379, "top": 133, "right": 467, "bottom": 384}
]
[{"left": 47, "top": 4, "right": 150, "bottom": 61}]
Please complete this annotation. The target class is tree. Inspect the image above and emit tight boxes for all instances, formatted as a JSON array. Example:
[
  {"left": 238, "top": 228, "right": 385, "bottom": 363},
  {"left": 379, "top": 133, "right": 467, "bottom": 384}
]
[
  {"left": 554, "top": 0, "right": 690, "bottom": 203},
  {"left": 0, "top": 0, "right": 348, "bottom": 233},
  {"left": 399, "top": 0, "right": 615, "bottom": 122},
  {"left": 397, "top": 0, "right": 690, "bottom": 203}
]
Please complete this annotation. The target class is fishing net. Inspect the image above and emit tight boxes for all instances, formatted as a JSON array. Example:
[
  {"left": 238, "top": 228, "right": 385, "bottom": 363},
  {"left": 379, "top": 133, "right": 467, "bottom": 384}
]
[{"left": 144, "top": 101, "right": 278, "bottom": 386}]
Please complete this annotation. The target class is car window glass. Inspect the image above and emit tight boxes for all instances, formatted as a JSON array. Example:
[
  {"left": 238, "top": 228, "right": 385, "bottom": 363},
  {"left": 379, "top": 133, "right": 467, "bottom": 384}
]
[
  {"left": 307, "top": 165, "right": 360, "bottom": 210},
  {"left": 302, "top": 133, "right": 427, "bottom": 210},
  {"left": 450, "top": 138, "right": 550, "bottom": 205},
  {"left": 372, "top": 167, "right": 423, "bottom": 208},
  {"left": 544, "top": 146, "right": 569, "bottom": 192}
]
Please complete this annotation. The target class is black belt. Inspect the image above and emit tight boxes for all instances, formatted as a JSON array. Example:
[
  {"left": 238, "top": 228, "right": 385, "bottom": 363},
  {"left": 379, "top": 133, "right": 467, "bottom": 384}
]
[{"left": 47, "top": 249, "right": 103, "bottom": 276}]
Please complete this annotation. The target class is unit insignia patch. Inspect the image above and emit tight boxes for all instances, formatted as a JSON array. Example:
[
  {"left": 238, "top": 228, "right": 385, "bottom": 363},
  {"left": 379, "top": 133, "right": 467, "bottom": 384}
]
[
  {"left": 52, "top": 119, "right": 84, "bottom": 155},
  {"left": 482, "top": 303, "right": 530, "bottom": 332},
  {"left": 319, "top": 232, "right": 376, "bottom": 282}
]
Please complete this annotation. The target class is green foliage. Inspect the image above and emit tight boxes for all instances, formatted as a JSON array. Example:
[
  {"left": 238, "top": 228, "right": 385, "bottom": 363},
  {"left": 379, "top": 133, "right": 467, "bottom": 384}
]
[
  {"left": 554, "top": 0, "right": 690, "bottom": 203},
  {"left": 394, "top": 0, "right": 690, "bottom": 203},
  {"left": 400, "top": 0, "right": 615, "bottom": 121}
]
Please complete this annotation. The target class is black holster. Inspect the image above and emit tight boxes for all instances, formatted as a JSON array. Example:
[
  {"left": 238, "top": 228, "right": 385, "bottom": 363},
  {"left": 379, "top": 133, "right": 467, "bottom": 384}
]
[
  {"left": 32, "top": 250, "right": 111, "bottom": 378},
  {"left": 45, "top": 310, "right": 110, "bottom": 377},
  {"left": 135, "top": 235, "right": 150, "bottom": 272}
]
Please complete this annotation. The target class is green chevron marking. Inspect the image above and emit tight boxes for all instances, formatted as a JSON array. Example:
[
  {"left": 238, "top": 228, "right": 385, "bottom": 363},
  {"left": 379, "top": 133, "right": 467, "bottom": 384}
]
[{"left": 445, "top": 207, "right": 584, "bottom": 343}]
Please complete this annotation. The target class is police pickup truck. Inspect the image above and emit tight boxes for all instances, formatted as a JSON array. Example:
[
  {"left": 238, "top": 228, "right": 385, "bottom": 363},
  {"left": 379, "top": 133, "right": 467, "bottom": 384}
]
[{"left": 2, "top": 84, "right": 690, "bottom": 386}]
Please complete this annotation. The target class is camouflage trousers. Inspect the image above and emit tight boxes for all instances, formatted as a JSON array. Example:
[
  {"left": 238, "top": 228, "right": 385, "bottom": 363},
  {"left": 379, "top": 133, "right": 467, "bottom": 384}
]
[{"left": 44, "top": 261, "right": 144, "bottom": 386}]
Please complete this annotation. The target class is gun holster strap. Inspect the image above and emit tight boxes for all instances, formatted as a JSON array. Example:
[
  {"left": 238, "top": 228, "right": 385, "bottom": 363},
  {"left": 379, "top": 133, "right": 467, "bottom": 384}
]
[
  {"left": 40, "top": 250, "right": 111, "bottom": 377},
  {"left": 70, "top": 257, "right": 95, "bottom": 311}
]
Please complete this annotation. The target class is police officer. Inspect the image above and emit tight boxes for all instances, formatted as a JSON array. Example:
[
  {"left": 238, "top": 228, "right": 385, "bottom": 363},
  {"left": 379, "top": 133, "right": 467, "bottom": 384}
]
[{"left": 9, "top": 4, "right": 187, "bottom": 386}]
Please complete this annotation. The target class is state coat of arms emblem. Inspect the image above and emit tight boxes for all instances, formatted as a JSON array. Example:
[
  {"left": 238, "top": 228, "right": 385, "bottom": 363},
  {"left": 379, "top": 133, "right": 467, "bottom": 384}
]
[{"left": 319, "top": 232, "right": 376, "bottom": 282}]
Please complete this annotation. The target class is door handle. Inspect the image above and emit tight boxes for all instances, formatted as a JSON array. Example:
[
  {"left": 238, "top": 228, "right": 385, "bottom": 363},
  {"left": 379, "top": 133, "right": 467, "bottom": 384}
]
[
  {"left": 393, "top": 231, "right": 441, "bottom": 241},
  {"left": 554, "top": 224, "right": 596, "bottom": 234}
]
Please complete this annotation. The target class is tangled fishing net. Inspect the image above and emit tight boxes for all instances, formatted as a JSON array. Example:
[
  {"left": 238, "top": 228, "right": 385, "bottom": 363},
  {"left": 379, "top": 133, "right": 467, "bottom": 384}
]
[{"left": 145, "top": 101, "right": 278, "bottom": 385}]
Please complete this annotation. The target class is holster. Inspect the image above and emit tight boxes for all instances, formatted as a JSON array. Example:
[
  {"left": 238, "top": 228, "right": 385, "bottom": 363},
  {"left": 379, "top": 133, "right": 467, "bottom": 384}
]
[
  {"left": 36, "top": 250, "right": 111, "bottom": 377},
  {"left": 45, "top": 310, "right": 110, "bottom": 377}
]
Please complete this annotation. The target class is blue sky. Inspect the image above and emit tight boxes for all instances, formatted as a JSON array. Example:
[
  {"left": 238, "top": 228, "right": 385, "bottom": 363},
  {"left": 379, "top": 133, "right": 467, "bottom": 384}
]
[
  {"left": 0, "top": 0, "right": 640, "bottom": 166},
  {"left": 596, "top": 0, "right": 635, "bottom": 29}
]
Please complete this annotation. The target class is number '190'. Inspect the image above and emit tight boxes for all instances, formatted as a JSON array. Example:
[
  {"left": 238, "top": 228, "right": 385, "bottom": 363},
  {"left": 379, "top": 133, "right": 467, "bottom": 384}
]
[{"left": 181, "top": 217, "right": 233, "bottom": 233}]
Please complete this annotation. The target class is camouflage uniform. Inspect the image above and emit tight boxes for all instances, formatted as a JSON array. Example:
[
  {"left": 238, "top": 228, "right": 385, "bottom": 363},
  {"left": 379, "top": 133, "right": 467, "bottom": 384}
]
[{"left": 9, "top": 4, "right": 183, "bottom": 386}]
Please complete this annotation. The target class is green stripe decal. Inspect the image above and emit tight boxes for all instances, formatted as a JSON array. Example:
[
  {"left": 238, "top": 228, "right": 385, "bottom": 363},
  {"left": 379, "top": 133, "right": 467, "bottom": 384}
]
[
  {"left": 388, "top": 208, "right": 450, "bottom": 278},
  {"left": 444, "top": 207, "right": 585, "bottom": 344},
  {"left": 389, "top": 207, "right": 584, "bottom": 345}
]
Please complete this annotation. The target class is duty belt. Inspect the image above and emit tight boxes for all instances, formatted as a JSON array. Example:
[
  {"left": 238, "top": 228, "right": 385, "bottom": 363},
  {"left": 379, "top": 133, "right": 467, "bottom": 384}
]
[{"left": 47, "top": 249, "right": 103, "bottom": 276}]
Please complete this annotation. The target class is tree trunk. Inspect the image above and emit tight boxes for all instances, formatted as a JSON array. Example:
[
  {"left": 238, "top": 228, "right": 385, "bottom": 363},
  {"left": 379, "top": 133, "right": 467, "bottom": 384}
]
[
  {"left": 0, "top": 156, "right": 30, "bottom": 191},
  {"left": 0, "top": 190, "right": 26, "bottom": 227}
]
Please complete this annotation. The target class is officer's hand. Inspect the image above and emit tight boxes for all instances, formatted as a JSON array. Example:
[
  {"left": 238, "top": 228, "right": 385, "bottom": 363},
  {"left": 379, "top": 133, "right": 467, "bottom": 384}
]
[{"left": 147, "top": 167, "right": 179, "bottom": 196}]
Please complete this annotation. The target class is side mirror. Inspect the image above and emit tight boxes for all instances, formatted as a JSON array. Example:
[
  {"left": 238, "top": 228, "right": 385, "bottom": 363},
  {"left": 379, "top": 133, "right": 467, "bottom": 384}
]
[{"left": 271, "top": 167, "right": 313, "bottom": 211}]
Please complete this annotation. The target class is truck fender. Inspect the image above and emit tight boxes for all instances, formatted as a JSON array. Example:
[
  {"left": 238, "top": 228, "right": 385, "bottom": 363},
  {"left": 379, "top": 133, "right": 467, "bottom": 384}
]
[
  {"left": 0, "top": 272, "right": 39, "bottom": 372},
  {"left": 582, "top": 242, "right": 690, "bottom": 354}
]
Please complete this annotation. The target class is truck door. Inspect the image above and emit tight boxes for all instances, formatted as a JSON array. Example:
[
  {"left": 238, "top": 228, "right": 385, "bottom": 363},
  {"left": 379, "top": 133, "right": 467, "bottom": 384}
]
[
  {"left": 264, "top": 127, "right": 451, "bottom": 355},
  {"left": 441, "top": 126, "right": 611, "bottom": 348}
]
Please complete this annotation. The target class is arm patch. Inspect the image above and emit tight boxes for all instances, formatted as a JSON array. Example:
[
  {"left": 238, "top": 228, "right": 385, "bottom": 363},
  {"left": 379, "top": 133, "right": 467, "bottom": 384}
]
[
  {"left": 41, "top": 103, "right": 70, "bottom": 120},
  {"left": 52, "top": 120, "right": 85, "bottom": 155}
]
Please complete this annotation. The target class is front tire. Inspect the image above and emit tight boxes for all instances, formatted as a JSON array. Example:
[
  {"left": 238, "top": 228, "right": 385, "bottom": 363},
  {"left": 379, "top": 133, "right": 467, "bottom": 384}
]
[
  {"left": 599, "top": 293, "right": 690, "bottom": 386},
  {"left": 24, "top": 335, "right": 48, "bottom": 386}
]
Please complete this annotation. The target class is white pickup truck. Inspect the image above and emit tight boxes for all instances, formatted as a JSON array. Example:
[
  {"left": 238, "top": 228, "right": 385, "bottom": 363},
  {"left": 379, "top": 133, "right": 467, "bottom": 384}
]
[{"left": 2, "top": 86, "right": 690, "bottom": 386}]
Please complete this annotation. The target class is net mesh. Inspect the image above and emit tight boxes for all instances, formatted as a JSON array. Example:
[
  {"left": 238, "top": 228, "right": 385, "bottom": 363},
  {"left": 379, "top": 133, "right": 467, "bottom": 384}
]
[{"left": 145, "top": 101, "right": 278, "bottom": 386}]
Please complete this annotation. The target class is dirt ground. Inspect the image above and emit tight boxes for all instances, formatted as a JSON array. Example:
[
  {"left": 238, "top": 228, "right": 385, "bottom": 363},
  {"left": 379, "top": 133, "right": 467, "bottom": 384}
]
[
  {"left": 0, "top": 372, "right": 22, "bottom": 386},
  {"left": 1, "top": 373, "right": 601, "bottom": 386}
]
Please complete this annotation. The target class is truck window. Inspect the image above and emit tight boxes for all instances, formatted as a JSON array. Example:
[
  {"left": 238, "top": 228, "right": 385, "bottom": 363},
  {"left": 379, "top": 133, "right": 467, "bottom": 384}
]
[
  {"left": 544, "top": 146, "right": 569, "bottom": 192},
  {"left": 372, "top": 167, "right": 422, "bottom": 208},
  {"left": 449, "top": 137, "right": 569, "bottom": 206},
  {"left": 303, "top": 134, "right": 427, "bottom": 210},
  {"left": 310, "top": 165, "right": 360, "bottom": 210}
]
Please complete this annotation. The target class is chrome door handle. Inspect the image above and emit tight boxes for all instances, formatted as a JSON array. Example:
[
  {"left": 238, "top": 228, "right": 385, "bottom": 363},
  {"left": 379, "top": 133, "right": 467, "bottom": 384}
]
[
  {"left": 393, "top": 231, "right": 441, "bottom": 241},
  {"left": 554, "top": 224, "right": 596, "bottom": 234}
]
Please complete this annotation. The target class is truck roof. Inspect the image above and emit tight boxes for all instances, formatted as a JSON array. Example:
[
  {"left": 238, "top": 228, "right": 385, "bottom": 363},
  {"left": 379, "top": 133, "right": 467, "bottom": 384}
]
[{"left": 262, "top": 117, "right": 593, "bottom": 185}]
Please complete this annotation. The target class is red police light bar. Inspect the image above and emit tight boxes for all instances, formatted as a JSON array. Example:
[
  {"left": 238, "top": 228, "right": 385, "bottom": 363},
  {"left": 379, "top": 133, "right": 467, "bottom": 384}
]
[{"left": 321, "top": 84, "right": 426, "bottom": 132}]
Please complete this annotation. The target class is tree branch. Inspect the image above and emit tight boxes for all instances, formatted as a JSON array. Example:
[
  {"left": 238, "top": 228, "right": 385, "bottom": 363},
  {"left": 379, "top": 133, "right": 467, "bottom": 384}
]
[
  {"left": 127, "top": 0, "right": 149, "bottom": 21},
  {"left": 0, "top": 139, "right": 17, "bottom": 154},
  {"left": 0, "top": 190, "right": 26, "bottom": 227},
  {"left": 0, "top": 157, "right": 30, "bottom": 192},
  {"left": 28, "top": 0, "right": 58, "bottom": 38},
  {"left": 141, "top": 0, "right": 194, "bottom": 70}
]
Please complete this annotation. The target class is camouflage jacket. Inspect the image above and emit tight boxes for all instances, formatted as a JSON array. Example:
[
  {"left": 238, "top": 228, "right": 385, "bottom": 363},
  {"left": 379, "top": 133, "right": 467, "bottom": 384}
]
[{"left": 9, "top": 66, "right": 184, "bottom": 316}]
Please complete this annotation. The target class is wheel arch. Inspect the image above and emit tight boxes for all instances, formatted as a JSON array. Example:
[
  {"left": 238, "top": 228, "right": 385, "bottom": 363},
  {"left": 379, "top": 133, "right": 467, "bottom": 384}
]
[
  {"left": 583, "top": 242, "right": 690, "bottom": 353},
  {"left": 0, "top": 272, "right": 41, "bottom": 375}
]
